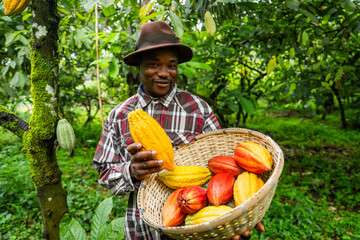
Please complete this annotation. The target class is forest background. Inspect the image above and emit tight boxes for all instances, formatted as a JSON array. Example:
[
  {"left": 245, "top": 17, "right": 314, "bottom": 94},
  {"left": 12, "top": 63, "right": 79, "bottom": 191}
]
[{"left": 0, "top": 0, "right": 359, "bottom": 239}]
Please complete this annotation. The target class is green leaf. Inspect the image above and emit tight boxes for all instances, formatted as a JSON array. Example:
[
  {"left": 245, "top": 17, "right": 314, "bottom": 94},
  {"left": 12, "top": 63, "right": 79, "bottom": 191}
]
[
  {"left": 302, "top": 31, "right": 309, "bottom": 46},
  {"left": 196, "top": 82, "right": 212, "bottom": 96},
  {"left": 139, "top": 1, "right": 155, "bottom": 20},
  {"left": 110, "top": 45, "right": 122, "bottom": 54},
  {"left": 110, "top": 217, "right": 125, "bottom": 234},
  {"left": 82, "top": 0, "right": 97, "bottom": 11},
  {"left": 277, "top": 55, "right": 284, "bottom": 67},
  {"left": 341, "top": 0, "right": 356, "bottom": 12},
  {"left": 102, "top": 4, "right": 117, "bottom": 17},
  {"left": 168, "top": 11, "right": 183, "bottom": 38},
  {"left": 179, "top": 65, "right": 197, "bottom": 79},
  {"left": 300, "top": 8, "right": 319, "bottom": 24},
  {"left": 226, "top": 100, "right": 238, "bottom": 112},
  {"left": 10, "top": 72, "right": 28, "bottom": 89},
  {"left": 0, "top": 82, "right": 18, "bottom": 98},
  {"left": 90, "top": 197, "right": 113, "bottom": 240},
  {"left": 321, "top": 81, "right": 331, "bottom": 90},
  {"left": 289, "top": 83, "right": 296, "bottom": 95},
  {"left": 5, "top": 32, "right": 18, "bottom": 47},
  {"left": 100, "top": 0, "right": 114, "bottom": 8},
  {"left": 267, "top": 57, "right": 277, "bottom": 75},
  {"left": 350, "top": 33, "right": 360, "bottom": 45},
  {"left": 286, "top": 0, "right": 299, "bottom": 10},
  {"left": 141, "top": 10, "right": 166, "bottom": 23},
  {"left": 60, "top": 218, "right": 87, "bottom": 240},
  {"left": 325, "top": 73, "right": 332, "bottom": 82},
  {"left": 9, "top": 60, "right": 16, "bottom": 69},
  {"left": 238, "top": 96, "right": 255, "bottom": 114},
  {"left": 290, "top": 48, "right": 295, "bottom": 59},
  {"left": 90, "top": 57, "right": 112, "bottom": 68},
  {"left": 109, "top": 61, "right": 119, "bottom": 79},
  {"left": 186, "top": 61, "right": 212, "bottom": 71},
  {"left": 22, "top": 13, "right": 32, "bottom": 21},
  {"left": 98, "top": 217, "right": 125, "bottom": 240},
  {"left": 334, "top": 67, "right": 343, "bottom": 82}
]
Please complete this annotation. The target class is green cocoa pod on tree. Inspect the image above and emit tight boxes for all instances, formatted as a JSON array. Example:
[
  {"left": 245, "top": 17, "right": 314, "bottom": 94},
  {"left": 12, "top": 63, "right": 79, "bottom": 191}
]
[{"left": 56, "top": 118, "right": 75, "bottom": 154}]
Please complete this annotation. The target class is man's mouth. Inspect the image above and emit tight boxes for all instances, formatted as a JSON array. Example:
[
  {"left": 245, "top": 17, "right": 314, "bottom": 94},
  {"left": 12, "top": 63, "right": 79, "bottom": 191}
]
[{"left": 154, "top": 80, "right": 171, "bottom": 88}]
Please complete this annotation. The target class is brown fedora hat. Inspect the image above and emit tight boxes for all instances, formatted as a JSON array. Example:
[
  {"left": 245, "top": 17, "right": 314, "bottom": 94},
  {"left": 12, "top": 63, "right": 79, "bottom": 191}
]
[{"left": 123, "top": 21, "right": 193, "bottom": 66}]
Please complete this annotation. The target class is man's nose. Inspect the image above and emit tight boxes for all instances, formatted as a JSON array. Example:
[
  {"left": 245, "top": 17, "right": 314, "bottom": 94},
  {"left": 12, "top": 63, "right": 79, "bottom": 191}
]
[{"left": 157, "top": 66, "right": 169, "bottom": 78}]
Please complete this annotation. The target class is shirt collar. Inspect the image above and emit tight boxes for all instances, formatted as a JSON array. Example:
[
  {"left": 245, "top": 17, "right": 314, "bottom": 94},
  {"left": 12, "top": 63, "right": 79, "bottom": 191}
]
[{"left": 137, "top": 84, "right": 177, "bottom": 108}]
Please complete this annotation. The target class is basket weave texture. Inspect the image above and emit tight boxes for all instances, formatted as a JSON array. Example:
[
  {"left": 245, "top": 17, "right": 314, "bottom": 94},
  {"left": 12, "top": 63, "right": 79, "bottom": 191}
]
[{"left": 137, "top": 128, "right": 284, "bottom": 240}]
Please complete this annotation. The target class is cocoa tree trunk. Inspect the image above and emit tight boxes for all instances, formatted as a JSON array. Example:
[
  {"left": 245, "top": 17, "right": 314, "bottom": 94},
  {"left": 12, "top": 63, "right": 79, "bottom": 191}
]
[
  {"left": 332, "top": 86, "right": 347, "bottom": 129},
  {"left": 22, "top": 0, "right": 68, "bottom": 239}
]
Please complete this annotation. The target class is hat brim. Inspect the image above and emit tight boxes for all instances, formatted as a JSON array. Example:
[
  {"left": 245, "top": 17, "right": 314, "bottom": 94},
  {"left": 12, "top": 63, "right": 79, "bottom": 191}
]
[{"left": 122, "top": 43, "right": 193, "bottom": 66}]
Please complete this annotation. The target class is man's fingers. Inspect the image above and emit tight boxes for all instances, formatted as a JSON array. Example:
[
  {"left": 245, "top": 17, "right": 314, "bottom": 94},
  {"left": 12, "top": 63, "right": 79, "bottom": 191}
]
[
  {"left": 255, "top": 221, "right": 265, "bottom": 232},
  {"left": 127, "top": 143, "right": 142, "bottom": 154},
  {"left": 132, "top": 150, "right": 157, "bottom": 163},
  {"left": 139, "top": 159, "right": 164, "bottom": 169}
]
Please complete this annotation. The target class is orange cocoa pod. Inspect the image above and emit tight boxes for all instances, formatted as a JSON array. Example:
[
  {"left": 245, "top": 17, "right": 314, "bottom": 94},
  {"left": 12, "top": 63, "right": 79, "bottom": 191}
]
[
  {"left": 162, "top": 189, "right": 187, "bottom": 227},
  {"left": 233, "top": 172, "right": 265, "bottom": 206},
  {"left": 178, "top": 186, "right": 208, "bottom": 214},
  {"left": 234, "top": 142, "right": 273, "bottom": 174},
  {"left": 208, "top": 156, "right": 244, "bottom": 176},
  {"left": 207, "top": 172, "right": 235, "bottom": 206}
]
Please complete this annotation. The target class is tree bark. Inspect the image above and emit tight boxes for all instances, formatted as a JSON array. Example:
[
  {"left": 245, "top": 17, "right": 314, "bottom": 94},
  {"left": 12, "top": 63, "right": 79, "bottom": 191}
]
[
  {"left": 21, "top": 0, "right": 69, "bottom": 239},
  {"left": 0, "top": 105, "right": 29, "bottom": 138},
  {"left": 332, "top": 86, "right": 347, "bottom": 129}
]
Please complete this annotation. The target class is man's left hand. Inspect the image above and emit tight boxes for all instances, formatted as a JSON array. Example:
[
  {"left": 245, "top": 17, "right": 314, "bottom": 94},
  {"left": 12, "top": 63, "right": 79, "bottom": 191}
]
[{"left": 231, "top": 221, "right": 264, "bottom": 240}]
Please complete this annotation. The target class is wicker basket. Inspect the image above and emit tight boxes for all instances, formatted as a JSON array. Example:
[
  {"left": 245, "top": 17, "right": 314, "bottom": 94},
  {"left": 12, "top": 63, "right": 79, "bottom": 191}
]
[{"left": 137, "top": 128, "right": 284, "bottom": 239}]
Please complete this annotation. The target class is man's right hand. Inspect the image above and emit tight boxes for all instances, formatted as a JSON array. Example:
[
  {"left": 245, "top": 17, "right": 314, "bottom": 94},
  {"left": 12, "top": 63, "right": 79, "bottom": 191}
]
[{"left": 127, "top": 143, "right": 164, "bottom": 180}]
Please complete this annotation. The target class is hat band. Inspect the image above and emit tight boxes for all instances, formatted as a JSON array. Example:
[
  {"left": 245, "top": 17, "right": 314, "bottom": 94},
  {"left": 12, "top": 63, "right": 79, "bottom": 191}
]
[{"left": 135, "top": 33, "right": 178, "bottom": 51}]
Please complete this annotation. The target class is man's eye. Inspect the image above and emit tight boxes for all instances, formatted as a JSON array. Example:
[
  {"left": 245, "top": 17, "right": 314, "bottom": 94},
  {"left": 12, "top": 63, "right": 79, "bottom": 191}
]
[
  {"left": 169, "top": 65, "right": 177, "bottom": 69},
  {"left": 149, "top": 63, "right": 157, "bottom": 67}
]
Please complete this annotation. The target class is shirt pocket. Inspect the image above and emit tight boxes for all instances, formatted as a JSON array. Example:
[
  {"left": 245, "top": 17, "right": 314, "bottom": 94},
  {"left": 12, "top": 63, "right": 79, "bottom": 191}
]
[{"left": 165, "top": 111, "right": 204, "bottom": 146}]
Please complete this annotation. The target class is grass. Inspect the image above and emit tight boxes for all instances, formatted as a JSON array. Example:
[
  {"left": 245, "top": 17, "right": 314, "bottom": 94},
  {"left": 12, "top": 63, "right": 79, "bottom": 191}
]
[{"left": 0, "top": 110, "right": 359, "bottom": 239}]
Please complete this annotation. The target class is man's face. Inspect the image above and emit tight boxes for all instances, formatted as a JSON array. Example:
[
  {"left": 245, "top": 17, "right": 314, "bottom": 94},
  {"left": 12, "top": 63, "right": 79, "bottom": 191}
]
[{"left": 139, "top": 48, "right": 178, "bottom": 97}]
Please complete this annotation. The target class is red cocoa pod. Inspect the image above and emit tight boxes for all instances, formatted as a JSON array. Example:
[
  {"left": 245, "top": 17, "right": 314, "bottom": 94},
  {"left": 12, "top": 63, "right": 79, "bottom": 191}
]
[
  {"left": 162, "top": 189, "right": 187, "bottom": 227},
  {"left": 207, "top": 172, "right": 235, "bottom": 206},
  {"left": 234, "top": 142, "right": 273, "bottom": 174},
  {"left": 178, "top": 186, "right": 208, "bottom": 214},
  {"left": 208, "top": 156, "right": 244, "bottom": 176}
]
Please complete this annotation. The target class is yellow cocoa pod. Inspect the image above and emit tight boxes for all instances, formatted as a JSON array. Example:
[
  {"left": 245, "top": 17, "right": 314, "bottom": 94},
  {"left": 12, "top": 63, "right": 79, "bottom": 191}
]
[
  {"left": 233, "top": 172, "right": 264, "bottom": 206},
  {"left": 128, "top": 109, "right": 175, "bottom": 171},
  {"left": 4, "top": 0, "right": 30, "bottom": 16},
  {"left": 185, "top": 205, "right": 233, "bottom": 226},
  {"left": 157, "top": 166, "right": 212, "bottom": 189}
]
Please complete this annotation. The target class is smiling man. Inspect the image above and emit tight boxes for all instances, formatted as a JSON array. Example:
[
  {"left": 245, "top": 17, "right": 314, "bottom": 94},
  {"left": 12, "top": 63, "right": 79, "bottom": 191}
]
[{"left": 92, "top": 21, "right": 263, "bottom": 240}]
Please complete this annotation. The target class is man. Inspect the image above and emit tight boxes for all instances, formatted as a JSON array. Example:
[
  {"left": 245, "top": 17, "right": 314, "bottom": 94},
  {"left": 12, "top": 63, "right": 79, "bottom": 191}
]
[{"left": 93, "top": 20, "right": 264, "bottom": 240}]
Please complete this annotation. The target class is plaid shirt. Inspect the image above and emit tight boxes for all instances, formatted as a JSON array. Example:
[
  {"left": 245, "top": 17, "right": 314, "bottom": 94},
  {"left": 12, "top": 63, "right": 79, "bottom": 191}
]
[{"left": 93, "top": 85, "right": 221, "bottom": 240}]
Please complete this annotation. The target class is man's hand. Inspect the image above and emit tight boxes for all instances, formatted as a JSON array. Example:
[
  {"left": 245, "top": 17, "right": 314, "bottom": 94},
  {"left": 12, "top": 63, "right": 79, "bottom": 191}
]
[
  {"left": 127, "top": 143, "right": 164, "bottom": 180},
  {"left": 231, "top": 222, "right": 265, "bottom": 240}
]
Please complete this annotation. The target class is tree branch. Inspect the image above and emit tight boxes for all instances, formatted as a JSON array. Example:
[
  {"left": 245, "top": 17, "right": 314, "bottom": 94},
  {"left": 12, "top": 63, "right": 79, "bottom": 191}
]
[{"left": 0, "top": 105, "right": 29, "bottom": 138}]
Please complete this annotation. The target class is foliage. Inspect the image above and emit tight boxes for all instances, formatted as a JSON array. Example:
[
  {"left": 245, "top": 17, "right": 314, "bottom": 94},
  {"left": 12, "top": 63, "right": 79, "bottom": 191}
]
[
  {"left": 1, "top": 0, "right": 359, "bottom": 128},
  {"left": 60, "top": 197, "right": 125, "bottom": 240}
]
